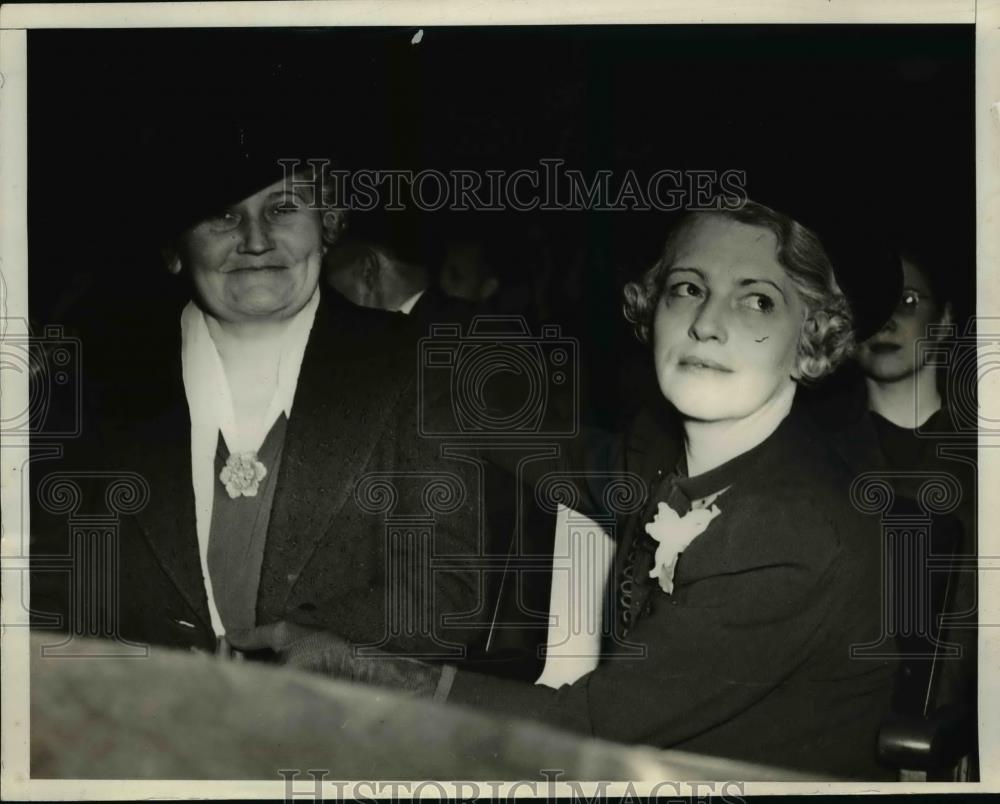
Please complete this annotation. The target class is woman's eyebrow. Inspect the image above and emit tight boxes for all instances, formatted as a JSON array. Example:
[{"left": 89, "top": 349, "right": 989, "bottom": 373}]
[
  {"left": 269, "top": 188, "right": 309, "bottom": 201},
  {"left": 665, "top": 266, "right": 704, "bottom": 279},
  {"left": 737, "top": 277, "right": 787, "bottom": 301}
]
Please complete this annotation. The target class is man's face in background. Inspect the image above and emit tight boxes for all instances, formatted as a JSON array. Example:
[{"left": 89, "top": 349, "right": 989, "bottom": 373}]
[{"left": 439, "top": 241, "right": 499, "bottom": 302}]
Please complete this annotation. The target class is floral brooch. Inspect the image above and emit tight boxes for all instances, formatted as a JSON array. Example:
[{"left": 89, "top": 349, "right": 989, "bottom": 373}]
[
  {"left": 645, "top": 489, "right": 726, "bottom": 595},
  {"left": 219, "top": 451, "right": 267, "bottom": 499}
]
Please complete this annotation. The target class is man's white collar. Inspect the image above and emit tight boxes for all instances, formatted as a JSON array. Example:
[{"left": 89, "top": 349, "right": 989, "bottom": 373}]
[{"left": 397, "top": 289, "right": 426, "bottom": 315}]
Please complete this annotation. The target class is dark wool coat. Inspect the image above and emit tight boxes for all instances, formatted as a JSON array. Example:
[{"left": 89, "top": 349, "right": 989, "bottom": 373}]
[
  {"left": 31, "top": 292, "right": 484, "bottom": 658},
  {"left": 449, "top": 405, "right": 897, "bottom": 779}
]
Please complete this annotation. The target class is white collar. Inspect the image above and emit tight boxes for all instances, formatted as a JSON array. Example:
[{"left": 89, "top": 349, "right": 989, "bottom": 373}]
[
  {"left": 180, "top": 288, "right": 319, "bottom": 636},
  {"left": 397, "top": 289, "right": 426, "bottom": 316}
]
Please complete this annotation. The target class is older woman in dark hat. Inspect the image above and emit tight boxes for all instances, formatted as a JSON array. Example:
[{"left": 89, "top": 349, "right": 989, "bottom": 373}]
[{"left": 31, "top": 118, "right": 482, "bottom": 662}]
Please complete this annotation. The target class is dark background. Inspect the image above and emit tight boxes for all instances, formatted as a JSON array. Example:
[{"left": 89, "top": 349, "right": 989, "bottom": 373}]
[{"left": 27, "top": 25, "right": 975, "bottom": 426}]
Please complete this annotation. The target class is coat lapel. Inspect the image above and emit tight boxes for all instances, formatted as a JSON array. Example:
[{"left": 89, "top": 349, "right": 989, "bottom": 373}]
[
  {"left": 257, "top": 295, "right": 411, "bottom": 616},
  {"left": 623, "top": 404, "right": 682, "bottom": 514},
  {"left": 129, "top": 386, "right": 213, "bottom": 632},
  {"left": 614, "top": 405, "right": 683, "bottom": 581}
]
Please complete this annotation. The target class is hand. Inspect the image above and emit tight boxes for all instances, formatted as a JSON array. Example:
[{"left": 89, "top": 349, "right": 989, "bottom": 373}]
[
  {"left": 226, "top": 620, "right": 321, "bottom": 654},
  {"left": 226, "top": 620, "right": 357, "bottom": 673},
  {"left": 226, "top": 620, "right": 446, "bottom": 697}
]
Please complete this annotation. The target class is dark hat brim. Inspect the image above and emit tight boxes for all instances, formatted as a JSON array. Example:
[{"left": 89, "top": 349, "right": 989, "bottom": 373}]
[{"left": 143, "top": 114, "right": 333, "bottom": 245}]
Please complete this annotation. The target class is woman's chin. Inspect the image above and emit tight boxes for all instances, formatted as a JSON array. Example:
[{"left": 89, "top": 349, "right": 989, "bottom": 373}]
[
  {"left": 663, "top": 381, "right": 789, "bottom": 423},
  {"left": 660, "top": 375, "right": 735, "bottom": 418},
  {"left": 230, "top": 289, "right": 302, "bottom": 320},
  {"left": 858, "top": 355, "right": 918, "bottom": 384},
  {"left": 663, "top": 391, "right": 741, "bottom": 422}
]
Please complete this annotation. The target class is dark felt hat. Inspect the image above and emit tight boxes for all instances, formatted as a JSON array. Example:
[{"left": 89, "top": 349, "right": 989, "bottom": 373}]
[
  {"left": 142, "top": 113, "right": 335, "bottom": 246},
  {"left": 816, "top": 220, "right": 903, "bottom": 342}
]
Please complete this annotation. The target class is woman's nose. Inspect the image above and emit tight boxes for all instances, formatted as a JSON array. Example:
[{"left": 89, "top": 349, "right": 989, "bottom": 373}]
[
  {"left": 877, "top": 314, "right": 899, "bottom": 336},
  {"left": 236, "top": 216, "right": 275, "bottom": 254},
  {"left": 688, "top": 296, "right": 728, "bottom": 343}
]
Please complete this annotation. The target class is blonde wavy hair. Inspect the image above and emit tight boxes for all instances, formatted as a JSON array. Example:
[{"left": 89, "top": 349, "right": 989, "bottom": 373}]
[{"left": 622, "top": 200, "right": 854, "bottom": 383}]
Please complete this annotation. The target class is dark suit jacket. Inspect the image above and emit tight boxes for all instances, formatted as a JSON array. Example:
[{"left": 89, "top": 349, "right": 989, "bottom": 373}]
[
  {"left": 451, "top": 404, "right": 897, "bottom": 779},
  {"left": 31, "top": 292, "right": 483, "bottom": 658},
  {"left": 805, "top": 378, "right": 978, "bottom": 735},
  {"left": 405, "top": 285, "right": 558, "bottom": 679},
  {"left": 406, "top": 286, "right": 479, "bottom": 332}
]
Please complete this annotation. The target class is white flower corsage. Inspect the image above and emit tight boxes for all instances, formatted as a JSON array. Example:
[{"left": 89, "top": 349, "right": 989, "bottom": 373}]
[
  {"left": 219, "top": 451, "right": 267, "bottom": 499},
  {"left": 645, "top": 489, "right": 726, "bottom": 594}
]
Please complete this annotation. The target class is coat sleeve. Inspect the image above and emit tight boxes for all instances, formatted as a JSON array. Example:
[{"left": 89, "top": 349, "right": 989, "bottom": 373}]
[
  {"left": 351, "top": 374, "right": 486, "bottom": 657},
  {"left": 446, "top": 496, "right": 848, "bottom": 746}
]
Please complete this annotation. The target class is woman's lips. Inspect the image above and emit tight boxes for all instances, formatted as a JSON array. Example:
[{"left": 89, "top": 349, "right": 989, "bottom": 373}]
[
  {"left": 867, "top": 342, "right": 902, "bottom": 355},
  {"left": 678, "top": 356, "right": 733, "bottom": 372},
  {"left": 226, "top": 264, "right": 288, "bottom": 273}
]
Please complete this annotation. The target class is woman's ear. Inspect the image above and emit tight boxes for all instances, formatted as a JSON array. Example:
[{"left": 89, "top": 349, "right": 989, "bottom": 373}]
[
  {"left": 161, "top": 247, "right": 183, "bottom": 275},
  {"left": 790, "top": 348, "right": 810, "bottom": 382},
  {"left": 789, "top": 315, "right": 810, "bottom": 381}
]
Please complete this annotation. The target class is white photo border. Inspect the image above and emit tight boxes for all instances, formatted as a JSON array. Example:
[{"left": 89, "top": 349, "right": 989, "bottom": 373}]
[{"left": 1, "top": 0, "right": 996, "bottom": 798}]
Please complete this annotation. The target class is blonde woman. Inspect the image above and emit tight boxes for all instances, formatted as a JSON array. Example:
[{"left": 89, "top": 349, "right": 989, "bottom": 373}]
[{"left": 238, "top": 200, "right": 897, "bottom": 779}]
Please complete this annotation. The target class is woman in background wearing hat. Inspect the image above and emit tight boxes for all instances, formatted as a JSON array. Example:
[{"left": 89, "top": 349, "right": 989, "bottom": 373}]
[
  {"left": 841, "top": 241, "right": 978, "bottom": 775},
  {"left": 243, "top": 199, "right": 897, "bottom": 779},
  {"left": 852, "top": 244, "right": 969, "bottom": 501}
]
